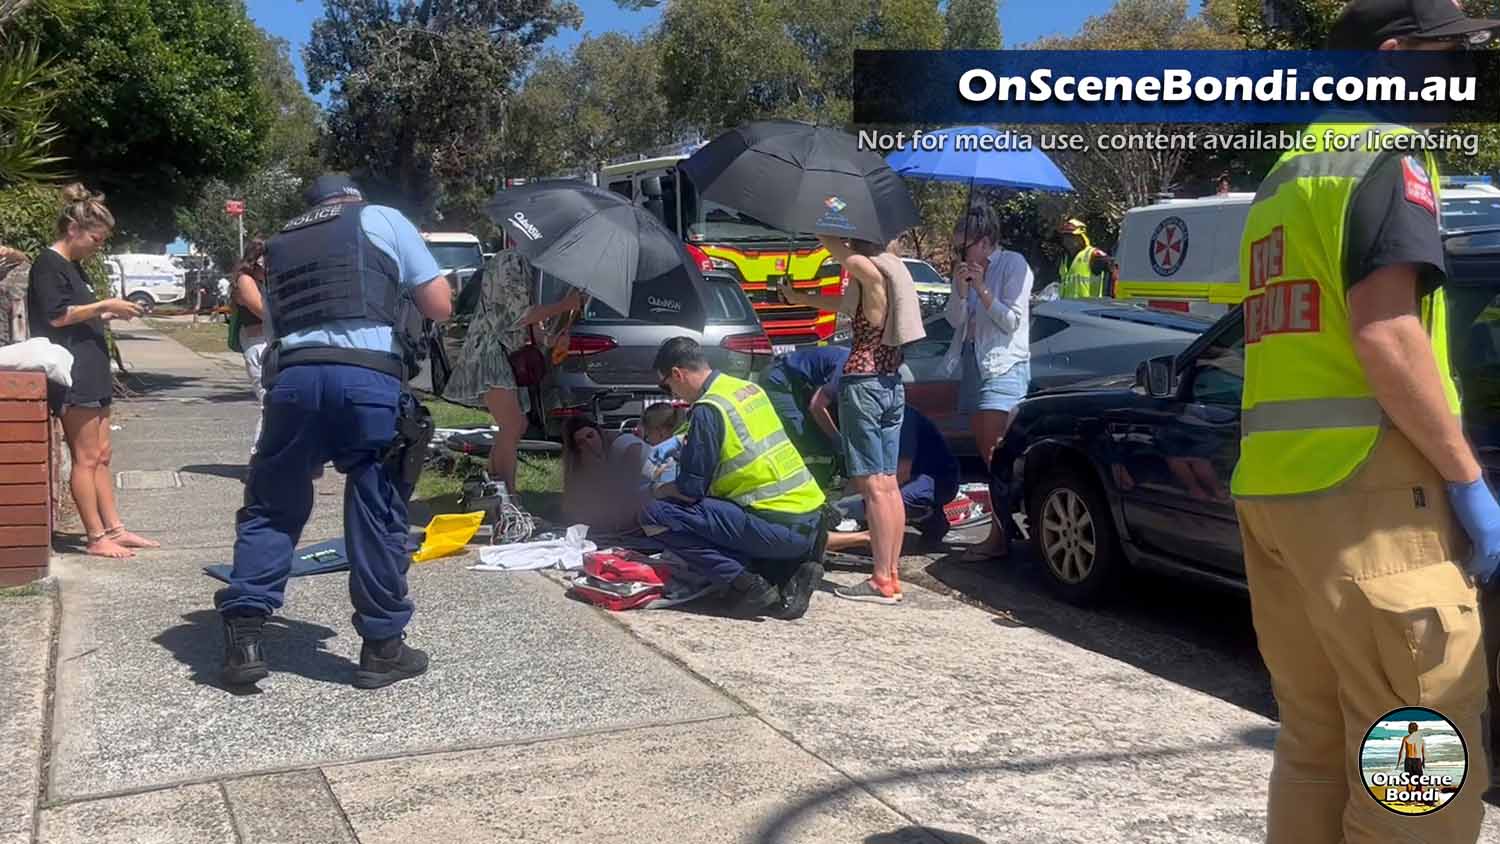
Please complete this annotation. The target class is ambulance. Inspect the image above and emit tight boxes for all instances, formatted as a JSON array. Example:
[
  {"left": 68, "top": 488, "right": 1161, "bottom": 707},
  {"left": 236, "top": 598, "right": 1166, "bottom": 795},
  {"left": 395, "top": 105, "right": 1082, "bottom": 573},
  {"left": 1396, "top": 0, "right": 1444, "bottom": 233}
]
[
  {"left": 1114, "top": 178, "right": 1500, "bottom": 317},
  {"left": 105, "top": 253, "right": 187, "bottom": 312},
  {"left": 1113, "top": 194, "right": 1253, "bottom": 318}
]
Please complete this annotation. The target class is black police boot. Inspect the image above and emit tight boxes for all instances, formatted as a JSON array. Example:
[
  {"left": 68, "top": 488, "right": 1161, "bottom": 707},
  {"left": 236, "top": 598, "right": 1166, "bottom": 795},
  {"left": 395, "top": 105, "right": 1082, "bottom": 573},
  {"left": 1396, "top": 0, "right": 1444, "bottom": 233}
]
[
  {"left": 779, "top": 509, "right": 832, "bottom": 620},
  {"left": 221, "top": 613, "right": 269, "bottom": 687},
  {"left": 723, "top": 571, "right": 782, "bottom": 619},
  {"left": 354, "top": 636, "right": 429, "bottom": 689}
]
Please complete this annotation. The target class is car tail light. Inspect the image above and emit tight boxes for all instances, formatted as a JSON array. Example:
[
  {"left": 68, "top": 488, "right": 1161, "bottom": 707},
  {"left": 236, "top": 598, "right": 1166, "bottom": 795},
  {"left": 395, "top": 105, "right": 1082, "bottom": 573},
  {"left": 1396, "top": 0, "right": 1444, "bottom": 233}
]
[
  {"left": 684, "top": 244, "right": 714, "bottom": 274},
  {"left": 566, "top": 333, "right": 618, "bottom": 356},
  {"left": 722, "top": 331, "right": 773, "bottom": 355},
  {"left": 549, "top": 405, "right": 589, "bottom": 418},
  {"left": 1147, "top": 300, "right": 1190, "bottom": 313}
]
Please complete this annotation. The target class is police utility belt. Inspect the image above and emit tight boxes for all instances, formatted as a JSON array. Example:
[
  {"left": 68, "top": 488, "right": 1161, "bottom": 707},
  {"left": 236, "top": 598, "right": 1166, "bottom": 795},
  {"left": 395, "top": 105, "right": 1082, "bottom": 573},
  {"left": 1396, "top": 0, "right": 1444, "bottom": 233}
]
[{"left": 258, "top": 342, "right": 406, "bottom": 389}]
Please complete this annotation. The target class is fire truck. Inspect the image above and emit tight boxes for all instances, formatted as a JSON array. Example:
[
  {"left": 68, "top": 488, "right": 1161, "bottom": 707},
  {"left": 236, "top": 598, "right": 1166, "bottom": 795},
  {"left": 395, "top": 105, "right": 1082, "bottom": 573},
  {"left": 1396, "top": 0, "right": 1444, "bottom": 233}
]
[{"left": 598, "top": 146, "right": 845, "bottom": 349}]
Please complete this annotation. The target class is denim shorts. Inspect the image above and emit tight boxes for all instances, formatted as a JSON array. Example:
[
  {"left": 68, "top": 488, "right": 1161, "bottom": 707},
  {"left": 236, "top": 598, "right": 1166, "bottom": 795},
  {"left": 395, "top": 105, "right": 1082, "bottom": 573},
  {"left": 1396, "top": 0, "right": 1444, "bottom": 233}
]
[
  {"left": 838, "top": 375, "right": 904, "bottom": 477},
  {"left": 959, "top": 343, "right": 1030, "bottom": 414}
]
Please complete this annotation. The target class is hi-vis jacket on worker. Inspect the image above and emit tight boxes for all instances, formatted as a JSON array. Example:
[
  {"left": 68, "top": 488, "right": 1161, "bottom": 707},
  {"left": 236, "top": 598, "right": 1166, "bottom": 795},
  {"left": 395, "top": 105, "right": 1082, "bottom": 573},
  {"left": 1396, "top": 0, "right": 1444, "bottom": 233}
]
[
  {"left": 1232, "top": 121, "right": 1459, "bottom": 497},
  {"left": 693, "top": 373, "right": 826, "bottom": 514},
  {"left": 1055, "top": 218, "right": 1114, "bottom": 299}
]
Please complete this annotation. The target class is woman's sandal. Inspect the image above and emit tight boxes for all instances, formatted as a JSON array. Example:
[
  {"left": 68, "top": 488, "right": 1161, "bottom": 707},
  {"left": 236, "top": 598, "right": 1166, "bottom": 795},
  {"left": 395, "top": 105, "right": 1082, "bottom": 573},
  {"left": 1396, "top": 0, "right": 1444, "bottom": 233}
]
[
  {"left": 85, "top": 532, "right": 135, "bottom": 559},
  {"left": 105, "top": 525, "right": 160, "bottom": 549}
]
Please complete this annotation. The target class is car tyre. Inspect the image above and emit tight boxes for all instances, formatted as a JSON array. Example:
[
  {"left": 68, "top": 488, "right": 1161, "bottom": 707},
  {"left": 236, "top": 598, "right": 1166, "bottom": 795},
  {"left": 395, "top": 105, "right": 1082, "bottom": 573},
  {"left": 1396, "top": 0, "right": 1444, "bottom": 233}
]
[
  {"left": 126, "top": 292, "right": 154, "bottom": 314},
  {"left": 1027, "top": 465, "right": 1123, "bottom": 606}
]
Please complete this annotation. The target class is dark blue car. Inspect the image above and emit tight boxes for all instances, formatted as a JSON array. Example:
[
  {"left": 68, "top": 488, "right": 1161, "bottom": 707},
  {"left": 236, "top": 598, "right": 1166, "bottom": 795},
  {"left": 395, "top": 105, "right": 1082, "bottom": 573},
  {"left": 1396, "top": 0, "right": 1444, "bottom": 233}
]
[{"left": 993, "top": 225, "right": 1500, "bottom": 605}]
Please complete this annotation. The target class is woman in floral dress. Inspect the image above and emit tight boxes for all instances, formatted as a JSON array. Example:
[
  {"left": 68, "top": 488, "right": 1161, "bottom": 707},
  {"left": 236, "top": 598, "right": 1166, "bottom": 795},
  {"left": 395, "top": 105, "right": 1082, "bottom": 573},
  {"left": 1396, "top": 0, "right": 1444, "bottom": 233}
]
[{"left": 444, "top": 250, "right": 583, "bottom": 495}]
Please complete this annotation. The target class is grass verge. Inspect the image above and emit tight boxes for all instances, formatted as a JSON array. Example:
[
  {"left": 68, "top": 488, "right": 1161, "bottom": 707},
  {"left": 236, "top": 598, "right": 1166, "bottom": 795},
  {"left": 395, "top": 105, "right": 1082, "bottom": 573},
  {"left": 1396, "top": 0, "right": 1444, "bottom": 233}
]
[
  {"left": 423, "top": 399, "right": 492, "bottom": 429},
  {"left": 0, "top": 582, "right": 44, "bottom": 599},
  {"left": 144, "top": 317, "right": 233, "bottom": 355}
]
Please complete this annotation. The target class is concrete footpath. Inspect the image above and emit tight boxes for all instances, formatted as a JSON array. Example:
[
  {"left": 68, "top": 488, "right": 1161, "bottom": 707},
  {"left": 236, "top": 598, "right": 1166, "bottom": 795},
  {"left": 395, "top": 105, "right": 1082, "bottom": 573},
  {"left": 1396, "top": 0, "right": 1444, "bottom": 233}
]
[{"left": 0, "top": 318, "right": 1494, "bottom": 843}]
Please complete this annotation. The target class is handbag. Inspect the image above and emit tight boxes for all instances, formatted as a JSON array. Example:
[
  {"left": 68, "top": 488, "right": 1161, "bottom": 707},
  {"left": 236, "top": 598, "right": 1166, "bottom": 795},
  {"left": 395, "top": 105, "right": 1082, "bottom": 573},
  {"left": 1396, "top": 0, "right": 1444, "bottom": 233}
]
[
  {"left": 226, "top": 306, "right": 243, "bottom": 353},
  {"left": 507, "top": 324, "right": 547, "bottom": 388}
]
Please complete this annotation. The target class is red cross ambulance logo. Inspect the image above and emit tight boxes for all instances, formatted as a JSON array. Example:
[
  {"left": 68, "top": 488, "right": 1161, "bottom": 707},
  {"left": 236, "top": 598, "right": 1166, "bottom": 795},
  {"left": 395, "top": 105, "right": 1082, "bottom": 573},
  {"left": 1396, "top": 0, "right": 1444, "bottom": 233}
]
[{"left": 1149, "top": 216, "right": 1189, "bottom": 277}]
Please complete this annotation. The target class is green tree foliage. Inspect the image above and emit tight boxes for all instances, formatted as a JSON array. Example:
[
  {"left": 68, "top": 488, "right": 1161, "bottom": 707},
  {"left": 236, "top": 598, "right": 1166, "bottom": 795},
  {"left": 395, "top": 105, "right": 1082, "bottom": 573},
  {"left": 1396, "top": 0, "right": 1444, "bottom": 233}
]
[
  {"left": 0, "top": 42, "right": 63, "bottom": 186},
  {"left": 944, "top": 0, "right": 1002, "bottom": 50},
  {"left": 256, "top": 30, "right": 322, "bottom": 179},
  {"left": 174, "top": 165, "right": 303, "bottom": 271},
  {"left": 661, "top": 0, "right": 944, "bottom": 133},
  {"left": 24, "top": 0, "right": 271, "bottom": 243},
  {"left": 306, "top": 0, "right": 581, "bottom": 227},
  {"left": 505, "top": 33, "right": 684, "bottom": 180}
]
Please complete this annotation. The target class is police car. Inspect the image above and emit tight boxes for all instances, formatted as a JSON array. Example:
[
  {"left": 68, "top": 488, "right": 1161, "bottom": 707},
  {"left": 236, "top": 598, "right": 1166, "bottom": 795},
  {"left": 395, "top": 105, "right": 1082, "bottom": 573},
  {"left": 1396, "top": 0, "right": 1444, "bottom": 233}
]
[{"left": 1113, "top": 177, "right": 1500, "bottom": 318}]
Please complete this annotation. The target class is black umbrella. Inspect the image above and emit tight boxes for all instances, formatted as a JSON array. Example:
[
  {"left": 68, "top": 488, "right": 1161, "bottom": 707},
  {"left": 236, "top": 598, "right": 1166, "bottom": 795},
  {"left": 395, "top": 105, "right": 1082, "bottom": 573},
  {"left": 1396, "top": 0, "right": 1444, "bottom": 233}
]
[
  {"left": 679, "top": 120, "right": 920, "bottom": 245},
  {"left": 483, "top": 181, "right": 710, "bottom": 331}
]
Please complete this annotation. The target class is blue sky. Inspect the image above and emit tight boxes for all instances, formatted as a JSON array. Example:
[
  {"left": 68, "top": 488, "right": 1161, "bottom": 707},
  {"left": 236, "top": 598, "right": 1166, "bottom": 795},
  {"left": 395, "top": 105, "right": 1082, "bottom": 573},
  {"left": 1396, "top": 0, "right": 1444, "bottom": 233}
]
[{"left": 247, "top": 0, "right": 1125, "bottom": 99}]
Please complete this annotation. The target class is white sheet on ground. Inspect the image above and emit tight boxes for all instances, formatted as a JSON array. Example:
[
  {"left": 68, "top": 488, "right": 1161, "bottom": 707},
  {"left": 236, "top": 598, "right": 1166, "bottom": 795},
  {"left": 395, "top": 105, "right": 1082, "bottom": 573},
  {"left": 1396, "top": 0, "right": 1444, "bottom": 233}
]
[{"left": 470, "top": 524, "right": 596, "bottom": 572}]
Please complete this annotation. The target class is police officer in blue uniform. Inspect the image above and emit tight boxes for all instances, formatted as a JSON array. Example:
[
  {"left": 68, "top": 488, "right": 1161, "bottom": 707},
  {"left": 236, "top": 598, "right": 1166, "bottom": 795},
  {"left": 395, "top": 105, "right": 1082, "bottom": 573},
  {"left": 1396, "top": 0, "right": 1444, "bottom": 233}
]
[{"left": 214, "top": 175, "right": 453, "bottom": 690}]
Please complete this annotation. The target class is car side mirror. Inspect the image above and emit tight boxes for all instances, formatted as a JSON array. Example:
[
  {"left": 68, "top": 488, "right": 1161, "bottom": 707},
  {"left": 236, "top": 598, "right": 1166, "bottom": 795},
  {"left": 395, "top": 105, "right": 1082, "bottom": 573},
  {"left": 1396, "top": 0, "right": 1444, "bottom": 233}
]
[{"left": 1136, "top": 355, "right": 1175, "bottom": 398}]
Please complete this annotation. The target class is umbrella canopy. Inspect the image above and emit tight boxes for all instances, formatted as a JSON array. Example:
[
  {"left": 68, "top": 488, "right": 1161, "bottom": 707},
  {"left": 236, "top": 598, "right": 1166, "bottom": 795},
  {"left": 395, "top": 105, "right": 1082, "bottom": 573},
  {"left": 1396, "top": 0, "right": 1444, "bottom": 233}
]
[
  {"left": 679, "top": 120, "right": 920, "bottom": 245},
  {"left": 886, "top": 126, "right": 1074, "bottom": 192},
  {"left": 483, "top": 181, "right": 710, "bottom": 331}
]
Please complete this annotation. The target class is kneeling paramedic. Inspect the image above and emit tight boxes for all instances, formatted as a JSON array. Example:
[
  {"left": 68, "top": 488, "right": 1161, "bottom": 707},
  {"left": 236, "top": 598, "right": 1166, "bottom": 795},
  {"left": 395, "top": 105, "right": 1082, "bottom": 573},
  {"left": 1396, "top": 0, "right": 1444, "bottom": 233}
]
[
  {"left": 214, "top": 174, "right": 453, "bottom": 689},
  {"left": 1233, "top": 4, "right": 1500, "bottom": 841},
  {"left": 643, "top": 337, "right": 827, "bottom": 619}
]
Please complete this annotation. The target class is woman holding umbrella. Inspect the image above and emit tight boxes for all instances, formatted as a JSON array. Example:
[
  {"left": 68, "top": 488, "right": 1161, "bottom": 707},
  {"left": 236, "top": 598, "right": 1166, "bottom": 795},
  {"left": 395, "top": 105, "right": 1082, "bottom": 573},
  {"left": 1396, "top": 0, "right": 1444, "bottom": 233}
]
[{"left": 443, "top": 249, "right": 585, "bottom": 497}]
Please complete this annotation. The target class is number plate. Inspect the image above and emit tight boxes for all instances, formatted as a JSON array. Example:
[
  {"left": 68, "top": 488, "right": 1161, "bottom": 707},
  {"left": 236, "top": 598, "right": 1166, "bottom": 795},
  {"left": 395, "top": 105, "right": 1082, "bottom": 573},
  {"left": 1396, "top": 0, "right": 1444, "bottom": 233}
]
[{"left": 772, "top": 344, "right": 796, "bottom": 356}]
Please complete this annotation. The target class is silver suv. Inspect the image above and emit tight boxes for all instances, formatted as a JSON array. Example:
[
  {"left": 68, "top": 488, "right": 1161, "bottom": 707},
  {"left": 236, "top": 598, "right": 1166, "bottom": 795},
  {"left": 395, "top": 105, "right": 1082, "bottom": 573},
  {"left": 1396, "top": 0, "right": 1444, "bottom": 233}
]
[{"left": 440, "top": 268, "right": 773, "bottom": 437}]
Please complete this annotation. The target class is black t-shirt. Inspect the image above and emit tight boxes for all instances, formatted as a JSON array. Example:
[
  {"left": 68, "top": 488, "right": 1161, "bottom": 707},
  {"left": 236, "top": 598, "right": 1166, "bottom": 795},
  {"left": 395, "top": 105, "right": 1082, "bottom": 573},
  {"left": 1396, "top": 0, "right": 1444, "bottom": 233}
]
[
  {"left": 1345, "top": 153, "right": 1446, "bottom": 296},
  {"left": 26, "top": 249, "right": 112, "bottom": 405}
]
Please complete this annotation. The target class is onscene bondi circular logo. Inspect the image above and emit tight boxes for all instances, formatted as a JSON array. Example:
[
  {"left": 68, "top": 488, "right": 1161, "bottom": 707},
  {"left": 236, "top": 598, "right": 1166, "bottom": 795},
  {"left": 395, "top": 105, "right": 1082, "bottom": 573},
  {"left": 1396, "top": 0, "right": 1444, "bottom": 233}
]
[{"left": 1359, "top": 706, "right": 1468, "bottom": 816}]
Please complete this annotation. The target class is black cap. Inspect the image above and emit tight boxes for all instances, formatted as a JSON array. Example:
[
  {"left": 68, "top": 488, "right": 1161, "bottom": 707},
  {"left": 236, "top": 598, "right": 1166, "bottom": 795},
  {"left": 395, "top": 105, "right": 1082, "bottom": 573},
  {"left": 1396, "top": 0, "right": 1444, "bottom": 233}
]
[
  {"left": 1328, "top": 0, "right": 1500, "bottom": 49},
  {"left": 302, "top": 174, "right": 364, "bottom": 206}
]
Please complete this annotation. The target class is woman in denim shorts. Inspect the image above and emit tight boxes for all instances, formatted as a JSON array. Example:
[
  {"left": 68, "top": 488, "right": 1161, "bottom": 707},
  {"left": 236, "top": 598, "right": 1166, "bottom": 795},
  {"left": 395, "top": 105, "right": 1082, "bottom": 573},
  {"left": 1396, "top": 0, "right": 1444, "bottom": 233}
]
[{"left": 943, "top": 204, "right": 1033, "bottom": 561}]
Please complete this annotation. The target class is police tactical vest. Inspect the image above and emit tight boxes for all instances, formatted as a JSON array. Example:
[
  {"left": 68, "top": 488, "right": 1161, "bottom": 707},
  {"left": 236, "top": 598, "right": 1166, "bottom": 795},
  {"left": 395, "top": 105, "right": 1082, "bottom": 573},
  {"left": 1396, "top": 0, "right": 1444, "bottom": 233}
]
[
  {"left": 1231, "top": 122, "right": 1460, "bottom": 498},
  {"left": 1058, "top": 248, "right": 1106, "bottom": 299},
  {"left": 694, "top": 373, "right": 826, "bottom": 515},
  {"left": 264, "top": 202, "right": 402, "bottom": 337}
]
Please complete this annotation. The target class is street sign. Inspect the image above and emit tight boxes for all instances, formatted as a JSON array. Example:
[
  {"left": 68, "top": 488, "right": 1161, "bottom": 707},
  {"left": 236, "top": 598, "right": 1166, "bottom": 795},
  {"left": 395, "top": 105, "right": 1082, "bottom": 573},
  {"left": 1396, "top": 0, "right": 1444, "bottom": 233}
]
[{"left": 224, "top": 200, "right": 245, "bottom": 216}]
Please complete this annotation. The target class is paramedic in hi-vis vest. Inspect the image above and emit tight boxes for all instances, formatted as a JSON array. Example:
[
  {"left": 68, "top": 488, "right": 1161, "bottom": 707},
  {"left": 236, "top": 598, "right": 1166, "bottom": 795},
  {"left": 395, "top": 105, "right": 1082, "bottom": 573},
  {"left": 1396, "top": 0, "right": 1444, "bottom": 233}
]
[
  {"left": 644, "top": 337, "right": 827, "bottom": 621},
  {"left": 1055, "top": 218, "right": 1114, "bottom": 298},
  {"left": 1233, "top": 3, "right": 1500, "bottom": 842}
]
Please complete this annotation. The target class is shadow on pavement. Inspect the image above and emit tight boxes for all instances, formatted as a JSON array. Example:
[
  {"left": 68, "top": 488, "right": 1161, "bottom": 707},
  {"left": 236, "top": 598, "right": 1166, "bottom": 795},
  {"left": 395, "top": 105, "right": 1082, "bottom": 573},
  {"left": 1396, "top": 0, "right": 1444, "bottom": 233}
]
[
  {"left": 752, "top": 728, "right": 1271, "bottom": 844},
  {"left": 180, "top": 463, "right": 248, "bottom": 481},
  {"left": 865, "top": 827, "right": 984, "bottom": 844},
  {"left": 153, "top": 610, "right": 354, "bottom": 695}
]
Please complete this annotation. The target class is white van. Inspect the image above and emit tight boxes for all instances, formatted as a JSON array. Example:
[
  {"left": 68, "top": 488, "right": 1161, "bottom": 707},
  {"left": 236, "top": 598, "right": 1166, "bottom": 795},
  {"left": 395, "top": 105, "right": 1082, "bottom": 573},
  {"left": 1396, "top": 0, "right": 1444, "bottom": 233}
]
[
  {"left": 106, "top": 254, "right": 187, "bottom": 311},
  {"left": 1114, "top": 181, "right": 1500, "bottom": 318}
]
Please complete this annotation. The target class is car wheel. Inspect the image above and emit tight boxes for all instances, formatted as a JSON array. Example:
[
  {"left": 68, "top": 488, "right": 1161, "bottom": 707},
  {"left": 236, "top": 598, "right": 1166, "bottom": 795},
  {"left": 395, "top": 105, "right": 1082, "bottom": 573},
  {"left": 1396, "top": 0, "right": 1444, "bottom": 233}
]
[
  {"left": 1028, "top": 466, "right": 1123, "bottom": 605},
  {"left": 126, "top": 292, "right": 154, "bottom": 313}
]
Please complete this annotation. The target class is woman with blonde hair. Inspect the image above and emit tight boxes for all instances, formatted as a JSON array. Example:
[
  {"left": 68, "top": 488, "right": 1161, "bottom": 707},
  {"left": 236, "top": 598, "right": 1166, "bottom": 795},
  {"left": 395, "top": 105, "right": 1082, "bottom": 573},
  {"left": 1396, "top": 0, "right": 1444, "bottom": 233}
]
[{"left": 25, "top": 184, "right": 157, "bottom": 558}]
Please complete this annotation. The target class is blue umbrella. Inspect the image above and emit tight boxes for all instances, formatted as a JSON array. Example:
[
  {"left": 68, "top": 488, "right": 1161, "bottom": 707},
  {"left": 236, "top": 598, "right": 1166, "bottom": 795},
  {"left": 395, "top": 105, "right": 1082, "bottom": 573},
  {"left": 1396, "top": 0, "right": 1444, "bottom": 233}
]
[{"left": 885, "top": 126, "right": 1074, "bottom": 192}]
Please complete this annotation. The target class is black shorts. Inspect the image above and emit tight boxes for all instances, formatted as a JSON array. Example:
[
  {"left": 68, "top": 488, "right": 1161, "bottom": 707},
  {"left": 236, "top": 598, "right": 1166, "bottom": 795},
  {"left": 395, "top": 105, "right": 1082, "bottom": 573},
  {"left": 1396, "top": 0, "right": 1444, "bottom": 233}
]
[
  {"left": 1404, "top": 757, "right": 1425, "bottom": 777},
  {"left": 48, "top": 380, "right": 112, "bottom": 416}
]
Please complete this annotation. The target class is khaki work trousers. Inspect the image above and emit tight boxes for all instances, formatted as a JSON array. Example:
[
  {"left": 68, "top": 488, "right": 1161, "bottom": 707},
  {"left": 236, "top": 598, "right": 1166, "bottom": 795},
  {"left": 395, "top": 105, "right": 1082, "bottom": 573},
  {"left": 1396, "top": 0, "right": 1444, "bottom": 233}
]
[{"left": 1235, "top": 430, "right": 1490, "bottom": 844}]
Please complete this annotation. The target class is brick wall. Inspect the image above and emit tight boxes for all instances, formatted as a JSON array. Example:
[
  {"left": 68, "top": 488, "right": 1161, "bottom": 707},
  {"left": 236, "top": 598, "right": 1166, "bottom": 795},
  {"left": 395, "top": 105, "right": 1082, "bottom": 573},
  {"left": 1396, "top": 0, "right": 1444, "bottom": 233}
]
[{"left": 0, "top": 369, "right": 51, "bottom": 586}]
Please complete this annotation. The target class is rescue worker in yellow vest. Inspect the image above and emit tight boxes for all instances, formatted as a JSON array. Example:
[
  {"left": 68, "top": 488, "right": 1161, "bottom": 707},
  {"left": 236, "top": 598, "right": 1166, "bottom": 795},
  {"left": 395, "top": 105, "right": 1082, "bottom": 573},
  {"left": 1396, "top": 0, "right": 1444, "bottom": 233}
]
[
  {"left": 1055, "top": 218, "right": 1114, "bottom": 299},
  {"left": 1233, "top": 3, "right": 1500, "bottom": 841},
  {"left": 644, "top": 337, "right": 828, "bottom": 620}
]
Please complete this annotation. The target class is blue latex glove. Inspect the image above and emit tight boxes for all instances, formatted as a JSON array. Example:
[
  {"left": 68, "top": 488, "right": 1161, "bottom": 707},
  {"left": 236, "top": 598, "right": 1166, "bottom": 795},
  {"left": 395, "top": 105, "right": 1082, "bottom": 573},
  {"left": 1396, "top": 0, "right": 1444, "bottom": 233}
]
[{"left": 1446, "top": 477, "right": 1500, "bottom": 589}]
